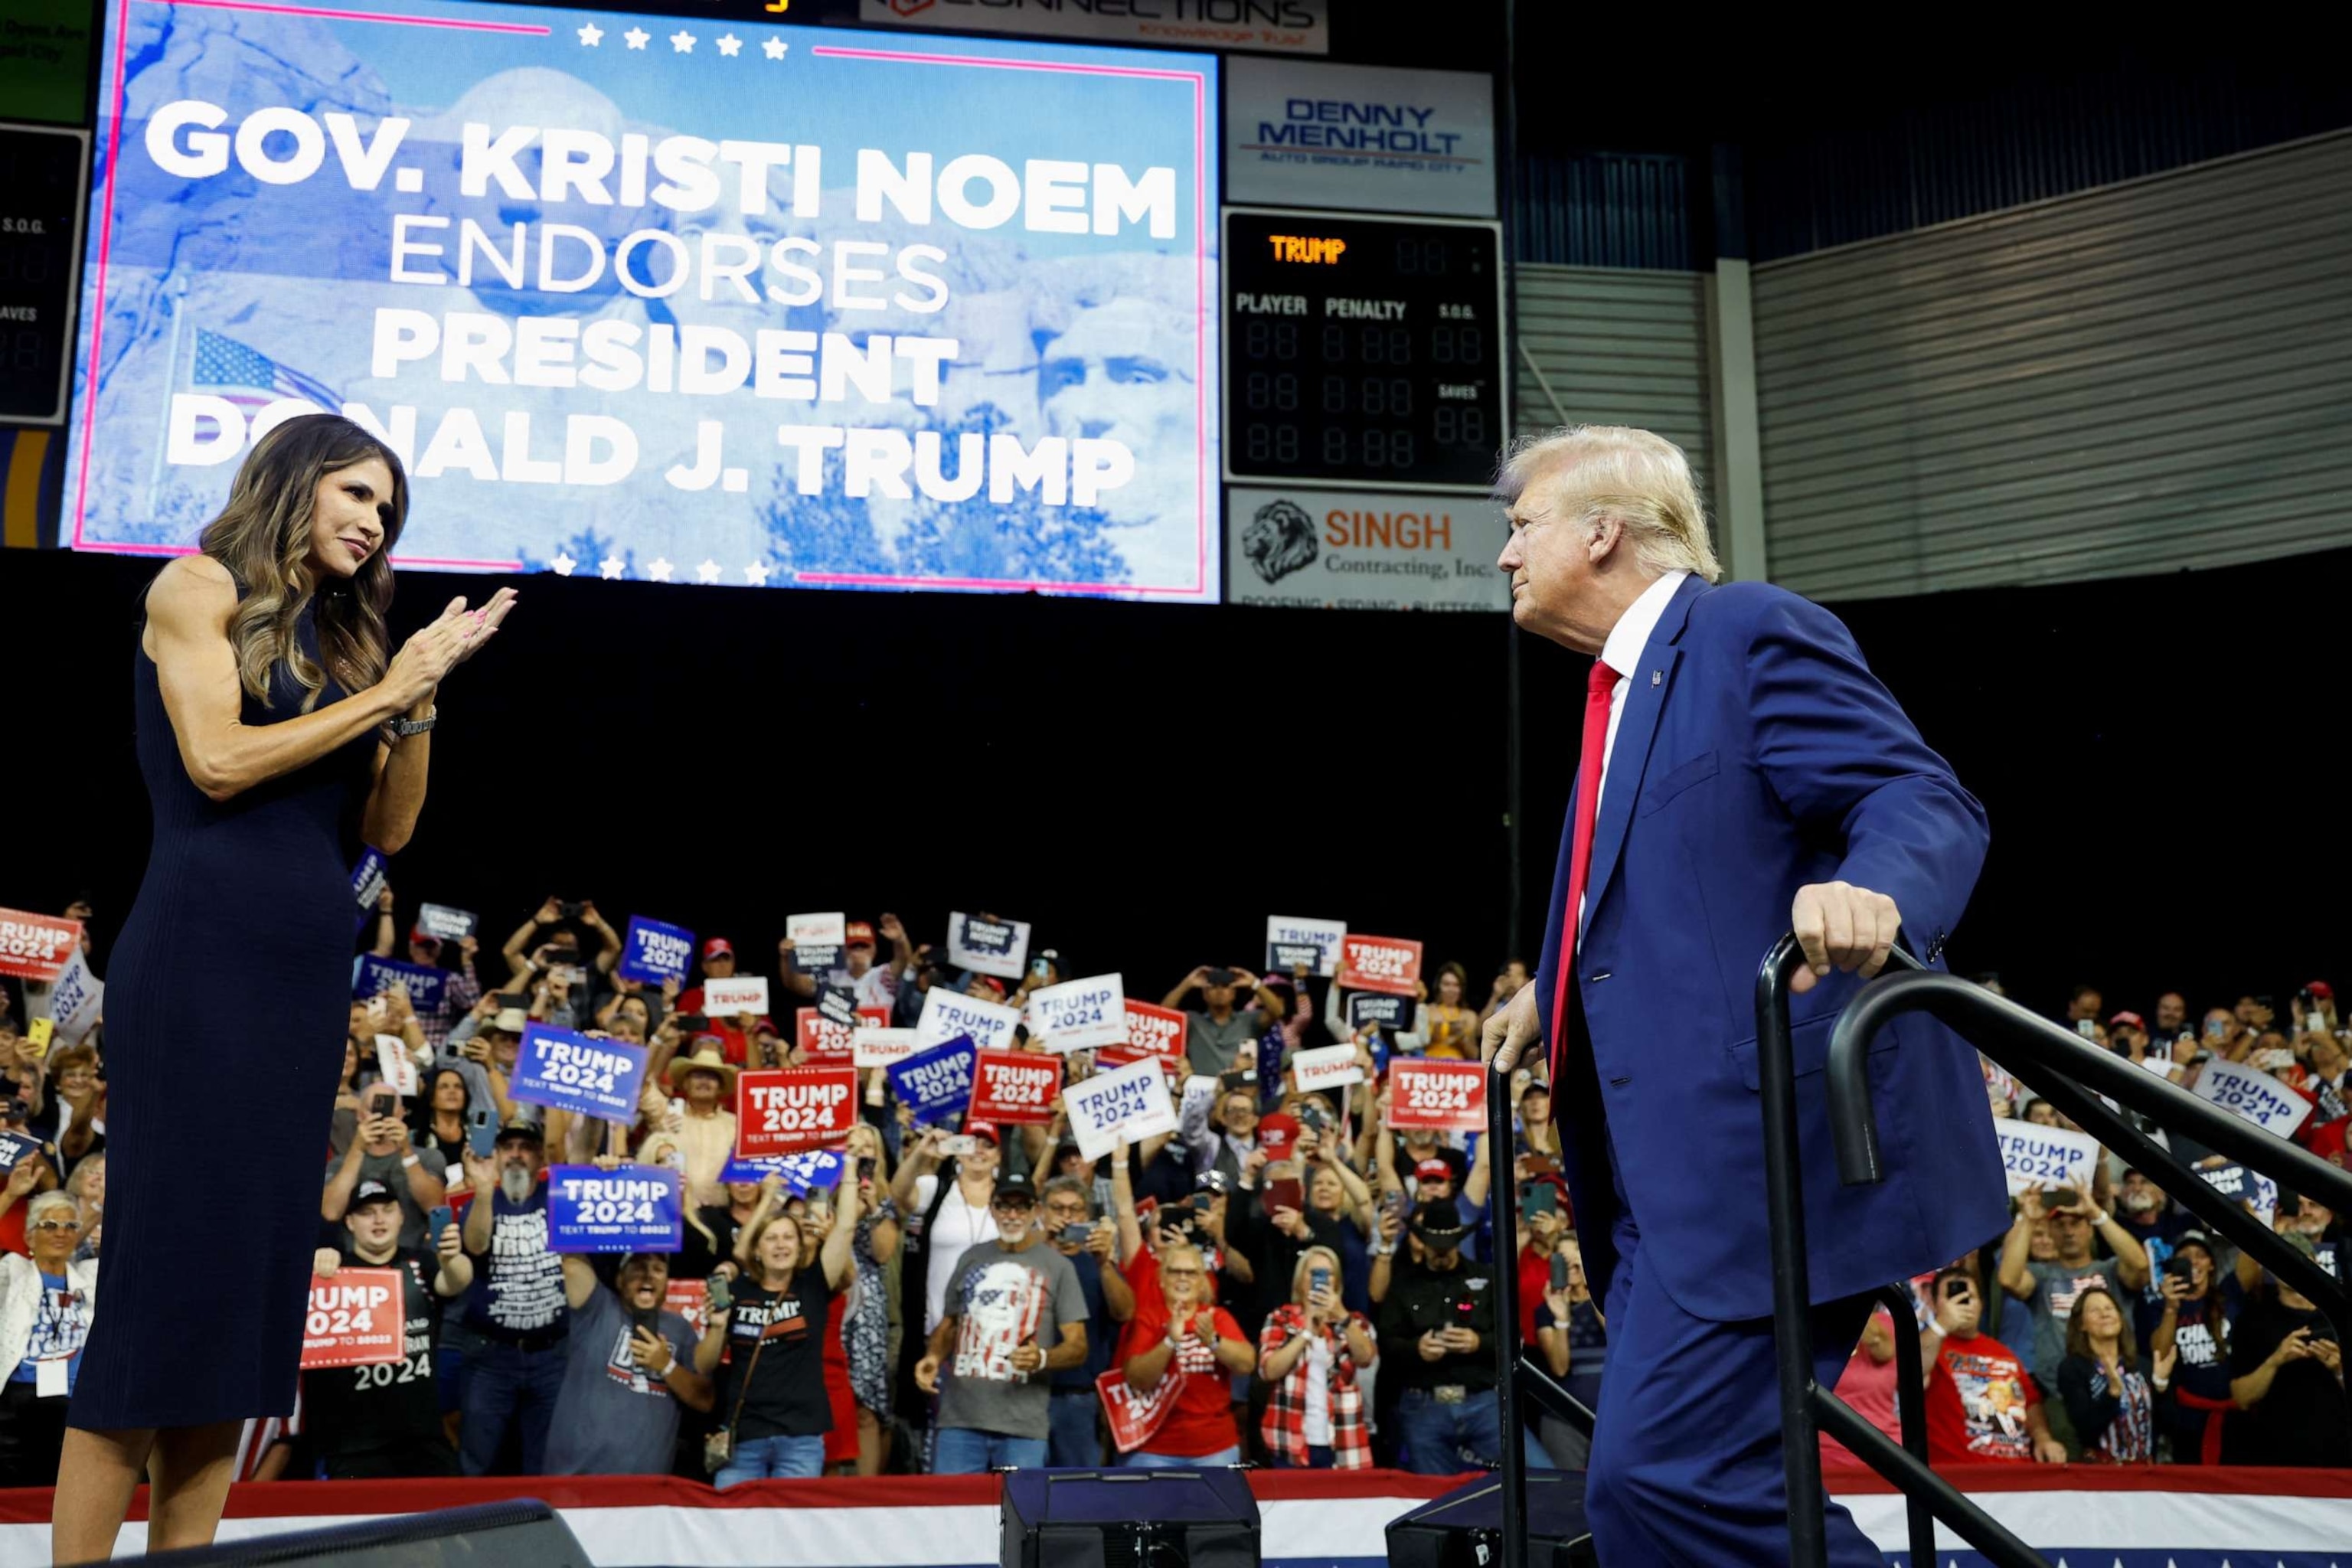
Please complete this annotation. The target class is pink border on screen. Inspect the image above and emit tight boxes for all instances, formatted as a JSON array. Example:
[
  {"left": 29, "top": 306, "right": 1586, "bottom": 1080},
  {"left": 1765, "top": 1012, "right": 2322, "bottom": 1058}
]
[{"left": 74, "top": 10, "right": 1210, "bottom": 594}]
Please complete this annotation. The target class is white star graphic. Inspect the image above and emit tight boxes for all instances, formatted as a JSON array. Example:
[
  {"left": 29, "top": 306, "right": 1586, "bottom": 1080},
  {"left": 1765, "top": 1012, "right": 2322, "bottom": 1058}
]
[
  {"left": 575, "top": 21, "right": 602, "bottom": 46},
  {"left": 762, "top": 35, "right": 789, "bottom": 60},
  {"left": 746, "top": 560, "right": 773, "bottom": 586},
  {"left": 622, "top": 26, "right": 648, "bottom": 49},
  {"left": 550, "top": 551, "right": 576, "bottom": 577},
  {"left": 696, "top": 559, "right": 723, "bottom": 584},
  {"left": 715, "top": 32, "right": 743, "bottom": 57},
  {"left": 668, "top": 29, "right": 696, "bottom": 53},
  {"left": 599, "top": 554, "right": 625, "bottom": 580},
  {"left": 648, "top": 557, "right": 675, "bottom": 583}
]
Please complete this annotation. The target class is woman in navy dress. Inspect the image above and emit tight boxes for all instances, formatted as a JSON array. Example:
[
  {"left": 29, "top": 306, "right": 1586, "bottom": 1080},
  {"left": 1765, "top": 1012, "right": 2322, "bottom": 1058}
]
[{"left": 54, "top": 415, "right": 516, "bottom": 1561}]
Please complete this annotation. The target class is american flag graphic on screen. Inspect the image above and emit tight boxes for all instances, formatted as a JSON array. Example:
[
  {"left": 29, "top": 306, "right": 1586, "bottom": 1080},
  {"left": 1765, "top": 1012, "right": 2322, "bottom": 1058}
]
[{"left": 191, "top": 330, "right": 339, "bottom": 413}]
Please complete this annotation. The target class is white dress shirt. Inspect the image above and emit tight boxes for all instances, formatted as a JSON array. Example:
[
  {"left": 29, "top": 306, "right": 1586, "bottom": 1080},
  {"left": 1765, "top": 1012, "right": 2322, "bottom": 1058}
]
[{"left": 1579, "top": 569, "right": 1690, "bottom": 933}]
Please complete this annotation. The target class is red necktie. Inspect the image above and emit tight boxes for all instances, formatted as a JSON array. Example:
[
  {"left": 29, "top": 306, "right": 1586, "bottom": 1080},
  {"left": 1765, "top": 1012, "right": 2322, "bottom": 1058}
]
[{"left": 1549, "top": 659, "right": 1622, "bottom": 1085}]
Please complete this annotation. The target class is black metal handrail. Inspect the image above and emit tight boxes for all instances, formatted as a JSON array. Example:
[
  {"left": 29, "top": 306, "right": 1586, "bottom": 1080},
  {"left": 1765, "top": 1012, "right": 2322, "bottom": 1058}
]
[
  {"left": 1825, "top": 967, "right": 2352, "bottom": 1335},
  {"left": 1769, "top": 933, "right": 2352, "bottom": 1568},
  {"left": 1759, "top": 936, "right": 2042, "bottom": 1568},
  {"left": 1487, "top": 1060, "right": 1532, "bottom": 1568}
]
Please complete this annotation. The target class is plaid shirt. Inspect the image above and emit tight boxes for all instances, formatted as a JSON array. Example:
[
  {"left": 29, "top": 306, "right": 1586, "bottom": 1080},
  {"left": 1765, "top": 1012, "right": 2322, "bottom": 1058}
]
[
  {"left": 416, "top": 965, "right": 482, "bottom": 1050},
  {"left": 1257, "top": 1303, "right": 1374, "bottom": 1468}
]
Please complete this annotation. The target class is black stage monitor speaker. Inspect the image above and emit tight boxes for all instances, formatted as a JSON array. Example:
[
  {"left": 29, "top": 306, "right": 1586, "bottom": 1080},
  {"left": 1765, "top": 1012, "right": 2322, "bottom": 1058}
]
[
  {"left": 1386, "top": 1472, "right": 1597, "bottom": 1568},
  {"left": 1001, "top": 1468, "right": 1260, "bottom": 1568},
  {"left": 73, "top": 1499, "right": 593, "bottom": 1568}
]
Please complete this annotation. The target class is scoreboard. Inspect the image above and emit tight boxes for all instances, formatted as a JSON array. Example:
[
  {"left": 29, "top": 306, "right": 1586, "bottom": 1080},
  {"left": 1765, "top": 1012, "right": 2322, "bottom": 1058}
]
[
  {"left": 1222, "top": 207, "right": 1506, "bottom": 492},
  {"left": 0, "top": 125, "right": 87, "bottom": 425}
]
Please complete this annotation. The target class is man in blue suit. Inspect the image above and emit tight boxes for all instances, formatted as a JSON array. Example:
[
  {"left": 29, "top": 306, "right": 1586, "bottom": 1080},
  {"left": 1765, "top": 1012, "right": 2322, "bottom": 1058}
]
[{"left": 1485, "top": 426, "right": 2007, "bottom": 1564}]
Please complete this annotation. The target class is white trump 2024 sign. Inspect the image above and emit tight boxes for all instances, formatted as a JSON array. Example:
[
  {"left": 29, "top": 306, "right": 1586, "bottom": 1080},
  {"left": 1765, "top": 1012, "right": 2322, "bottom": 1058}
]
[
  {"left": 1063, "top": 1057, "right": 1177, "bottom": 1161},
  {"left": 2193, "top": 1058, "right": 2312, "bottom": 1139},
  {"left": 1027, "top": 975, "right": 1126, "bottom": 1052},
  {"left": 916, "top": 987, "right": 1023, "bottom": 1055},
  {"left": 1991, "top": 1118, "right": 2100, "bottom": 1194}
]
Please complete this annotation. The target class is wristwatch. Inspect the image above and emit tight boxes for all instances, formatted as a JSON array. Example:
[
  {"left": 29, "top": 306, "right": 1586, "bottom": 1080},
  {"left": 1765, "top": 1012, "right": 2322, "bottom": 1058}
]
[{"left": 390, "top": 705, "right": 438, "bottom": 740}]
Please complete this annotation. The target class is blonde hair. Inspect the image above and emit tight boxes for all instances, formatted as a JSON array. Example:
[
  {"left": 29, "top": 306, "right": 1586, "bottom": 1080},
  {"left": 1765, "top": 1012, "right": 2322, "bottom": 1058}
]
[
  {"left": 1497, "top": 424, "right": 1720, "bottom": 583},
  {"left": 1290, "top": 1245, "right": 1343, "bottom": 1306}
]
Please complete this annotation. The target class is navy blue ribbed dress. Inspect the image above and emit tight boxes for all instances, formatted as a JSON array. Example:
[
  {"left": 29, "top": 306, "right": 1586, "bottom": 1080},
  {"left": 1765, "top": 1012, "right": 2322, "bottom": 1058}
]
[{"left": 72, "top": 600, "right": 377, "bottom": 1429}]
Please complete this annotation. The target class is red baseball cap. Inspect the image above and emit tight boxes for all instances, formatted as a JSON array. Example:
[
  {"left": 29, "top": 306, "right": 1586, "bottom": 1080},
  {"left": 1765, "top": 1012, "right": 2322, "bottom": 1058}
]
[
  {"left": 702, "top": 938, "right": 734, "bottom": 961},
  {"left": 965, "top": 1119, "right": 1001, "bottom": 1145},
  {"left": 972, "top": 976, "right": 1008, "bottom": 1000},
  {"left": 845, "top": 922, "right": 877, "bottom": 948},
  {"left": 2109, "top": 1011, "right": 2147, "bottom": 1031},
  {"left": 2309, "top": 981, "right": 2334, "bottom": 1001},
  {"left": 1414, "top": 1158, "right": 1455, "bottom": 1184},
  {"left": 409, "top": 927, "right": 441, "bottom": 949},
  {"left": 1259, "top": 1112, "right": 1298, "bottom": 1161}
]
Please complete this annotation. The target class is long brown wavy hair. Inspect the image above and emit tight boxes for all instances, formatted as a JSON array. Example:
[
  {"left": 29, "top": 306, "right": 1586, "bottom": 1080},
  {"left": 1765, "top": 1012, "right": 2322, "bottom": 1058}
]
[{"left": 193, "top": 414, "right": 407, "bottom": 712}]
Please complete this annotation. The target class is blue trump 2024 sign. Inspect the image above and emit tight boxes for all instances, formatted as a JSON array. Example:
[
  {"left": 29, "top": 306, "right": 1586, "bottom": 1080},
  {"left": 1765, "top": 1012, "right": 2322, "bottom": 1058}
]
[
  {"left": 509, "top": 1024, "right": 648, "bottom": 1122},
  {"left": 619, "top": 916, "right": 696, "bottom": 985},
  {"left": 721, "top": 1149, "right": 847, "bottom": 1194},
  {"left": 548, "top": 1165, "right": 682, "bottom": 1253},
  {"left": 353, "top": 954, "right": 449, "bottom": 1017},
  {"left": 889, "top": 1036, "right": 978, "bottom": 1126}
]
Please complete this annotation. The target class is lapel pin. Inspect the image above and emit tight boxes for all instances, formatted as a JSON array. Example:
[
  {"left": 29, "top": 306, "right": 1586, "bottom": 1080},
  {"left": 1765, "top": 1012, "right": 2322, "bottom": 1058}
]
[{"left": 1651, "top": 670, "right": 1661, "bottom": 687}]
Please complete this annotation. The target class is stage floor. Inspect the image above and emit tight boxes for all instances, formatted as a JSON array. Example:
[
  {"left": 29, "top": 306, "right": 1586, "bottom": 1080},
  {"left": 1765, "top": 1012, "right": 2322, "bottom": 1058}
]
[{"left": 3, "top": 1467, "right": 2349, "bottom": 1566}]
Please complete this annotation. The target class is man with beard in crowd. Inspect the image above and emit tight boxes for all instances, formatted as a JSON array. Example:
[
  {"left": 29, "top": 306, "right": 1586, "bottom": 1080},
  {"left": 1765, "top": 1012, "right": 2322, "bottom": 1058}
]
[
  {"left": 457, "top": 1122, "right": 568, "bottom": 1475},
  {"left": 544, "top": 1250, "right": 711, "bottom": 1475}
]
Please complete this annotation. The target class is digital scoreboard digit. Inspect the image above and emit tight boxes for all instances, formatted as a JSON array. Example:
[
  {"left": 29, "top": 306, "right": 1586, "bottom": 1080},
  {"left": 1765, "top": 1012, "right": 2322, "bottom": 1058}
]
[{"left": 1222, "top": 207, "right": 1504, "bottom": 492}]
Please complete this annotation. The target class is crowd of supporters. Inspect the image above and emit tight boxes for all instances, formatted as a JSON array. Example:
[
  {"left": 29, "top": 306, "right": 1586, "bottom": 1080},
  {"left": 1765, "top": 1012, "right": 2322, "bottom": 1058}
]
[{"left": 2, "top": 895, "right": 2344, "bottom": 1487}]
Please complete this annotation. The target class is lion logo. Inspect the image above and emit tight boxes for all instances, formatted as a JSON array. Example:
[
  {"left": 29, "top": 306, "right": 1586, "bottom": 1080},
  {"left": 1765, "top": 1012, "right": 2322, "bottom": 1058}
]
[{"left": 1243, "top": 500, "right": 1318, "bottom": 585}]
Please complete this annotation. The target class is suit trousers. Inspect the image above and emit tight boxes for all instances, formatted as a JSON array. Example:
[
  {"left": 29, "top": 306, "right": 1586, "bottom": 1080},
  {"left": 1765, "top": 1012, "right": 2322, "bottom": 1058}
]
[{"left": 1583, "top": 1135, "right": 1882, "bottom": 1566}]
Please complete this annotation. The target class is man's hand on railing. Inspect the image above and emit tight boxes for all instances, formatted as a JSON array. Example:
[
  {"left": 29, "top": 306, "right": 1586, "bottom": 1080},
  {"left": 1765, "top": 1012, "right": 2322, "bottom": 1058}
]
[
  {"left": 1483, "top": 982, "right": 1539, "bottom": 1072},
  {"left": 1789, "top": 881, "right": 1904, "bottom": 994}
]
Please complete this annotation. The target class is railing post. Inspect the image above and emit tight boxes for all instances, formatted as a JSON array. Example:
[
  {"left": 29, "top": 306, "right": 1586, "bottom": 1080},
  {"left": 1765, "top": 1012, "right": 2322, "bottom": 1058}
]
[
  {"left": 1487, "top": 1052, "right": 1529, "bottom": 1566},
  {"left": 1875, "top": 1283, "right": 1936, "bottom": 1565},
  {"left": 1756, "top": 933, "right": 1828, "bottom": 1568}
]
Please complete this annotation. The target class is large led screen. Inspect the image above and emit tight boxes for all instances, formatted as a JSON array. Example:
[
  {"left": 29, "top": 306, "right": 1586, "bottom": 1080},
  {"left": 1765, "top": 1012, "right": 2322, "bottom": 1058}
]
[{"left": 66, "top": 0, "right": 1219, "bottom": 599}]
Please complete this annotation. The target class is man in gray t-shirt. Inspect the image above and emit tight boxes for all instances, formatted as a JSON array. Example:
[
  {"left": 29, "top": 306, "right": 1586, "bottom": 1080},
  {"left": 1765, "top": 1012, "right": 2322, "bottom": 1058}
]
[
  {"left": 544, "top": 1254, "right": 710, "bottom": 1476},
  {"left": 1996, "top": 1184, "right": 2151, "bottom": 1388},
  {"left": 1162, "top": 966, "right": 1277, "bottom": 1075},
  {"left": 917, "top": 1172, "right": 1090, "bottom": 1472}
]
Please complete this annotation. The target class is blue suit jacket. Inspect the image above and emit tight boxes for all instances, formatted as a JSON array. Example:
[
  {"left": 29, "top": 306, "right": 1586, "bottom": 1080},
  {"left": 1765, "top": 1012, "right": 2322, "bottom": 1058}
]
[{"left": 1534, "top": 576, "right": 2007, "bottom": 1322}]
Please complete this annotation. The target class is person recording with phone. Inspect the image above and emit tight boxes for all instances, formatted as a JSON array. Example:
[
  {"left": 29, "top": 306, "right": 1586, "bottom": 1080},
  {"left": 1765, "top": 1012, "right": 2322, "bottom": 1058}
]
[
  {"left": 2223, "top": 1229, "right": 2351, "bottom": 1465},
  {"left": 1375, "top": 1197, "right": 1501, "bottom": 1474},
  {"left": 1531, "top": 1236, "right": 1609, "bottom": 1470},
  {"left": 1041, "top": 1175, "right": 1131, "bottom": 1467},
  {"left": 323, "top": 1082, "right": 449, "bottom": 1253},
  {"left": 1919, "top": 1268, "right": 2065, "bottom": 1465},
  {"left": 1162, "top": 966, "right": 1283, "bottom": 1076},
  {"left": 895, "top": 1121, "right": 1008, "bottom": 1338},
  {"left": 2143, "top": 1230, "right": 2230, "bottom": 1463},
  {"left": 1998, "top": 1178, "right": 2150, "bottom": 1408},
  {"left": 1256, "top": 1245, "right": 1377, "bottom": 1469},
  {"left": 296, "top": 1178, "right": 470, "bottom": 1478},
  {"left": 544, "top": 1248, "right": 711, "bottom": 1476},
  {"left": 364, "top": 920, "right": 482, "bottom": 1051},
  {"left": 439, "top": 1001, "right": 532, "bottom": 1126}
]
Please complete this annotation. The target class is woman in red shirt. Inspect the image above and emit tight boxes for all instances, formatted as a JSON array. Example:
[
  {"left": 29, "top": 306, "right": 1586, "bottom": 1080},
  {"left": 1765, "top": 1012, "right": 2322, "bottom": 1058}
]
[{"left": 1120, "top": 1243, "right": 1255, "bottom": 1465}]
